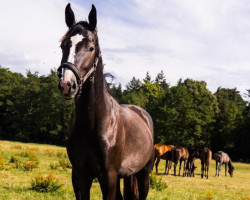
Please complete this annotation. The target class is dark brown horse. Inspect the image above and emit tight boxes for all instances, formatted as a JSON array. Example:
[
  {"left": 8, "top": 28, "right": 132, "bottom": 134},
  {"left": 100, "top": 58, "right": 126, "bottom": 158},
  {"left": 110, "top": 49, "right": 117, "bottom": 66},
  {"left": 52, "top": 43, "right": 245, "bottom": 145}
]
[
  {"left": 154, "top": 144, "right": 174, "bottom": 174},
  {"left": 57, "top": 4, "right": 154, "bottom": 200},
  {"left": 186, "top": 148, "right": 199, "bottom": 177},
  {"left": 214, "top": 151, "right": 234, "bottom": 177},
  {"left": 200, "top": 147, "right": 212, "bottom": 179},
  {"left": 168, "top": 146, "right": 189, "bottom": 176}
]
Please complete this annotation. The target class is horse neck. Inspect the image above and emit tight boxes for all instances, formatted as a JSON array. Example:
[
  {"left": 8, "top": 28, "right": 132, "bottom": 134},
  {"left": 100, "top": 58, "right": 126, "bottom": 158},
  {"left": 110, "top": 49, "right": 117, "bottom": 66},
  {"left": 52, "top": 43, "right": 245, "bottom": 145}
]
[{"left": 74, "top": 56, "right": 112, "bottom": 128}]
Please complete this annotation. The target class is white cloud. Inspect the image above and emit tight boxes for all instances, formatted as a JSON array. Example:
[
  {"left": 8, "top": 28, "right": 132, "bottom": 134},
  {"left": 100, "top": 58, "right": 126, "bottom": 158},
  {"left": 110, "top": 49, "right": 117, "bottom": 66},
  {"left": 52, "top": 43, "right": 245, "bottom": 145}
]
[{"left": 0, "top": 0, "right": 250, "bottom": 94}]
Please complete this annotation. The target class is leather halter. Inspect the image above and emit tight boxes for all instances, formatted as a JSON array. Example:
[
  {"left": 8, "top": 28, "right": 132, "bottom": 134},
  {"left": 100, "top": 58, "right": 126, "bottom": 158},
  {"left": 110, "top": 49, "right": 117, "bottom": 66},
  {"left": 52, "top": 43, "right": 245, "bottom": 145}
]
[{"left": 57, "top": 50, "right": 101, "bottom": 96}]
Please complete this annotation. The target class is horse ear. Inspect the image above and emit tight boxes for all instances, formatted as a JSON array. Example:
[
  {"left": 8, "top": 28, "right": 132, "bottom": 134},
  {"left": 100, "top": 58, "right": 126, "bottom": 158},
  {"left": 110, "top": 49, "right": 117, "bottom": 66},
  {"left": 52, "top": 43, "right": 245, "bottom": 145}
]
[
  {"left": 65, "top": 3, "right": 76, "bottom": 28},
  {"left": 88, "top": 4, "right": 97, "bottom": 31}
]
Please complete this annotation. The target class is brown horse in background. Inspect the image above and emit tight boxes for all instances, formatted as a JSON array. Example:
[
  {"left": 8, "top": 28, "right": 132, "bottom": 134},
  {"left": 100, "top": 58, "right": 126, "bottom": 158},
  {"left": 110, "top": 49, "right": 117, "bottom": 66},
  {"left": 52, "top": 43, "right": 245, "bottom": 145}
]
[
  {"left": 200, "top": 147, "right": 212, "bottom": 179},
  {"left": 214, "top": 151, "right": 234, "bottom": 177},
  {"left": 154, "top": 144, "right": 174, "bottom": 174},
  {"left": 168, "top": 146, "right": 189, "bottom": 176}
]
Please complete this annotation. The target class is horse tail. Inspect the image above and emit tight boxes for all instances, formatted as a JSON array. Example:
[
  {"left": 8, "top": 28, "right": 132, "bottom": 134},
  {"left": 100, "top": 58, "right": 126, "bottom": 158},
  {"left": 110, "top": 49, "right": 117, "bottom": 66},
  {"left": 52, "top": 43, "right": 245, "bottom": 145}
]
[{"left": 124, "top": 175, "right": 139, "bottom": 200}]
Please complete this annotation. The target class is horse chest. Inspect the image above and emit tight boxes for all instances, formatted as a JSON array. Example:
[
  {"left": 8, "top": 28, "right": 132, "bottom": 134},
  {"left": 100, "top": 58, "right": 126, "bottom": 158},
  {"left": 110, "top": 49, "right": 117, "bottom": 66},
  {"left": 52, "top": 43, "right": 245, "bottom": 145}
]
[{"left": 67, "top": 137, "right": 103, "bottom": 170}]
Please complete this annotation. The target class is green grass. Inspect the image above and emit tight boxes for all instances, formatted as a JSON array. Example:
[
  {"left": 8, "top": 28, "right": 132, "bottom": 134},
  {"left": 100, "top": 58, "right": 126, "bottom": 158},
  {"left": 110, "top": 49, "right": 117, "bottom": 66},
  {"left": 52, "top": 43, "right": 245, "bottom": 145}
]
[{"left": 0, "top": 140, "right": 249, "bottom": 199}]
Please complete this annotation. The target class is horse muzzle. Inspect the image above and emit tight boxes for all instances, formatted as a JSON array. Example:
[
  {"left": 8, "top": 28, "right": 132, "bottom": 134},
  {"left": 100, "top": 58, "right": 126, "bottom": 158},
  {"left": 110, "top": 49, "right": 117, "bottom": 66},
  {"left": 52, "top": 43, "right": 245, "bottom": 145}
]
[
  {"left": 58, "top": 62, "right": 81, "bottom": 99},
  {"left": 58, "top": 78, "right": 78, "bottom": 99}
]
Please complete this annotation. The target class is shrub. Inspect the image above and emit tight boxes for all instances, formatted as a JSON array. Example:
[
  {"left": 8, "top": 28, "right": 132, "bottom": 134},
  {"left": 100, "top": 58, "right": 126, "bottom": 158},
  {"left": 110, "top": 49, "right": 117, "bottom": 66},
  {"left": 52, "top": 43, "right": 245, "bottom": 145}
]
[
  {"left": 31, "top": 173, "right": 62, "bottom": 192},
  {"left": 45, "top": 149, "right": 56, "bottom": 157},
  {"left": 12, "top": 145, "right": 23, "bottom": 149},
  {"left": 9, "top": 155, "right": 19, "bottom": 163},
  {"left": 56, "top": 151, "right": 67, "bottom": 158},
  {"left": 12, "top": 161, "right": 21, "bottom": 169},
  {"left": 23, "top": 161, "right": 38, "bottom": 171},
  {"left": 149, "top": 173, "right": 168, "bottom": 191},
  {"left": 19, "top": 150, "right": 38, "bottom": 161},
  {"left": 58, "top": 158, "right": 72, "bottom": 170},
  {"left": 49, "top": 162, "right": 59, "bottom": 170},
  {"left": 205, "top": 189, "right": 213, "bottom": 200},
  {"left": 0, "top": 155, "right": 5, "bottom": 170}
]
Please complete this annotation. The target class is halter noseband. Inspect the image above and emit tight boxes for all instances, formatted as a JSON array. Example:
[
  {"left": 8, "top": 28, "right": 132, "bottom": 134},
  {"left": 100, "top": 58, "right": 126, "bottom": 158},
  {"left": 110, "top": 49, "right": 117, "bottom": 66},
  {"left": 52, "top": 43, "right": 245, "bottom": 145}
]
[{"left": 57, "top": 51, "right": 101, "bottom": 96}]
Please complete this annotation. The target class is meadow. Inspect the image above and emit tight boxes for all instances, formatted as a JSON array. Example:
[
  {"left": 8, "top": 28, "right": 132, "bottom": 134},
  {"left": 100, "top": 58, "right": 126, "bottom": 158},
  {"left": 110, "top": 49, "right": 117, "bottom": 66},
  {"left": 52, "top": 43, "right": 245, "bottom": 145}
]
[{"left": 0, "top": 140, "right": 249, "bottom": 200}]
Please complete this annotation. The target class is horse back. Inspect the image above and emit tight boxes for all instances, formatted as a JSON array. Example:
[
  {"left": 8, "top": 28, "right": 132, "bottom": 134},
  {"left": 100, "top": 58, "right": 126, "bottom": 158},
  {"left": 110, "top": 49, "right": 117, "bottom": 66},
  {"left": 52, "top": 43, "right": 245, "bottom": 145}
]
[
  {"left": 214, "top": 151, "right": 230, "bottom": 163},
  {"left": 201, "top": 147, "right": 212, "bottom": 165},
  {"left": 154, "top": 144, "right": 174, "bottom": 158}
]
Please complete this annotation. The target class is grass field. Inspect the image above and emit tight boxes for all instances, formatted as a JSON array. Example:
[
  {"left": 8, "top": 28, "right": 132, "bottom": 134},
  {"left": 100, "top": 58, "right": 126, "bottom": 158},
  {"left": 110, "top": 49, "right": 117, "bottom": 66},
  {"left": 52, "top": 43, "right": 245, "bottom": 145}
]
[{"left": 0, "top": 140, "right": 249, "bottom": 200}]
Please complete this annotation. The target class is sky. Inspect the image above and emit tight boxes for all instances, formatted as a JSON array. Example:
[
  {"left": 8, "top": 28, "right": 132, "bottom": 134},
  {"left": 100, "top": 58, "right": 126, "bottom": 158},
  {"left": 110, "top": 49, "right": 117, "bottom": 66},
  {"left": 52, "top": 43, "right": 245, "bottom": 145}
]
[{"left": 0, "top": 0, "right": 250, "bottom": 96}]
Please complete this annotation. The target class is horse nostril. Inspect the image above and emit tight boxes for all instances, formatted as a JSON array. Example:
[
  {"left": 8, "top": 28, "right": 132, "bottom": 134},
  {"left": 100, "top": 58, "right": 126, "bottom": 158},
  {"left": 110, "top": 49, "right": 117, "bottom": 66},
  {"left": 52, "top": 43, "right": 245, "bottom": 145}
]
[
  {"left": 72, "top": 81, "right": 76, "bottom": 90},
  {"left": 67, "top": 81, "right": 71, "bottom": 87}
]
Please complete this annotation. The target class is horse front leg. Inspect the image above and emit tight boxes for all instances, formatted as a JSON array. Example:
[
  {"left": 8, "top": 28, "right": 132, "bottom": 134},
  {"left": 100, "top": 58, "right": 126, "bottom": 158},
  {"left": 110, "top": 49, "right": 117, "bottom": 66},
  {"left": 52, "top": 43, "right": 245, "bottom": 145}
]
[
  {"left": 183, "top": 160, "right": 186, "bottom": 177},
  {"left": 124, "top": 175, "right": 139, "bottom": 200},
  {"left": 206, "top": 164, "right": 209, "bottom": 179},
  {"left": 201, "top": 161, "right": 204, "bottom": 178},
  {"left": 179, "top": 160, "right": 182, "bottom": 176},
  {"left": 136, "top": 169, "right": 151, "bottom": 200},
  {"left": 215, "top": 161, "right": 218, "bottom": 177},
  {"left": 165, "top": 160, "right": 168, "bottom": 174},
  {"left": 174, "top": 162, "right": 177, "bottom": 176},
  {"left": 167, "top": 160, "right": 172, "bottom": 175},
  {"left": 116, "top": 177, "right": 123, "bottom": 200},
  {"left": 225, "top": 163, "right": 227, "bottom": 176},
  {"left": 72, "top": 167, "right": 93, "bottom": 200},
  {"left": 155, "top": 157, "right": 160, "bottom": 174},
  {"left": 99, "top": 170, "right": 118, "bottom": 200},
  {"left": 218, "top": 163, "right": 222, "bottom": 177}
]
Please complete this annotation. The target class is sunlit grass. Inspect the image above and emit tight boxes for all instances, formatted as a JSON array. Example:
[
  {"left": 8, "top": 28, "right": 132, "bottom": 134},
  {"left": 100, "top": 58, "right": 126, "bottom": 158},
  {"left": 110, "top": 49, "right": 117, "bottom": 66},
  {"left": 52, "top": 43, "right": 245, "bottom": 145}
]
[{"left": 0, "top": 140, "right": 249, "bottom": 199}]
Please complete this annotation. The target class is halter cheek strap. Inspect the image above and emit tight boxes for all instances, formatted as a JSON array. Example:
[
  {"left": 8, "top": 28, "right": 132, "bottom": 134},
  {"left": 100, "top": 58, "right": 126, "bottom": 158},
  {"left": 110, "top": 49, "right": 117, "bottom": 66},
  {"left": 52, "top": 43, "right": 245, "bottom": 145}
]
[{"left": 57, "top": 50, "right": 101, "bottom": 95}]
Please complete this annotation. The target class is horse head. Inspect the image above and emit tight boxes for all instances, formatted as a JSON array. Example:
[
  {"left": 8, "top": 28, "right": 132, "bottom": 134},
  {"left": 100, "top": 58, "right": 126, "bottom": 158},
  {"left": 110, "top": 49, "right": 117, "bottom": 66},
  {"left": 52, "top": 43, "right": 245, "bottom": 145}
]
[
  {"left": 228, "top": 166, "right": 234, "bottom": 177},
  {"left": 58, "top": 4, "right": 100, "bottom": 99}
]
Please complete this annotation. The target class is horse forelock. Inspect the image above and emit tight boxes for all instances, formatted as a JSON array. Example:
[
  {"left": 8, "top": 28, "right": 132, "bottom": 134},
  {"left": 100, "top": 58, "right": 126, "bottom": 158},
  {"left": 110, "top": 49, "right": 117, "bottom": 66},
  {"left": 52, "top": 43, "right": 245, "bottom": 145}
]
[{"left": 60, "top": 22, "right": 91, "bottom": 43}]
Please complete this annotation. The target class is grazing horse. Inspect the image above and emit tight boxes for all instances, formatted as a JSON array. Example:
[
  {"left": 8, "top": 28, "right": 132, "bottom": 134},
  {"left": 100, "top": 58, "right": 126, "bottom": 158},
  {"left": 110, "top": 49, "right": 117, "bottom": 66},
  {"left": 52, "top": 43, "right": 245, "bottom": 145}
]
[
  {"left": 186, "top": 148, "right": 199, "bottom": 177},
  {"left": 200, "top": 147, "right": 212, "bottom": 179},
  {"left": 168, "top": 146, "right": 189, "bottom": 176},
  {"left": 57, "top": 4, "right": 154, "bottom": 200},
  {"left": 154, "top": 144, "right": 174, "bottom": 174},
  {"left": 214, "top": 151, "right": 234, "bottom": 177}
]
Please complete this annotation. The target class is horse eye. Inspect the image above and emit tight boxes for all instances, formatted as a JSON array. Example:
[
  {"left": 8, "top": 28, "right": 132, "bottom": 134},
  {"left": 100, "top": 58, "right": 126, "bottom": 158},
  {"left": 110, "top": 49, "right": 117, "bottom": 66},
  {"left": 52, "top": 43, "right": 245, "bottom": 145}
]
[{"left": 89, "top": 47, "right": 94, "bottom": 52}]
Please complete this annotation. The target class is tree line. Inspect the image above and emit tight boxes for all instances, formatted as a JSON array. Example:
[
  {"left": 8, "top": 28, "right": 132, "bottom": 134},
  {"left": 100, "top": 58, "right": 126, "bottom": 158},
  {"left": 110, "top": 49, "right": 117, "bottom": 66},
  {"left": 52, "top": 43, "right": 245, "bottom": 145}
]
[{"left": 0, "top": 67, "right": 249, "bottom": 161}]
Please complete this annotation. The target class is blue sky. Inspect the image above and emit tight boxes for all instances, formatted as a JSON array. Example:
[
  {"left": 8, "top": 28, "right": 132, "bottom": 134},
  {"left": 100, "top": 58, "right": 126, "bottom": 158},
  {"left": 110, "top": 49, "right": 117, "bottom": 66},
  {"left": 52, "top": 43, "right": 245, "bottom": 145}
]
[{"left": 1, "top": 0, "right": 250, "bottom": 96}]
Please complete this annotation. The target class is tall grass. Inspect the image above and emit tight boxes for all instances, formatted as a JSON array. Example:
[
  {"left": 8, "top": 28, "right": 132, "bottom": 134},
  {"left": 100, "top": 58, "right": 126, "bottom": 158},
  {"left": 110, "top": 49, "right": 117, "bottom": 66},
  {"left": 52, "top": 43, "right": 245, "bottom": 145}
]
[{"left": 0, "top": 140, "right": 249, "bottom": 200}]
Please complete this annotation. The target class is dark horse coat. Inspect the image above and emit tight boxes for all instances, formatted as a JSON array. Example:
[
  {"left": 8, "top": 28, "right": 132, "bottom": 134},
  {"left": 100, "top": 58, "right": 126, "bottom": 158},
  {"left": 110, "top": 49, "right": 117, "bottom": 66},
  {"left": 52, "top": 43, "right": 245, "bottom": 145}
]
[
  {"left": 200, "top": 147, "right": 212, "bottom": 179},
  {"left": 168, "top": 145, "right": 189, "bottom": 176},
  {"left": 58, "top": 4, "right": 154, "bottom": 200}
]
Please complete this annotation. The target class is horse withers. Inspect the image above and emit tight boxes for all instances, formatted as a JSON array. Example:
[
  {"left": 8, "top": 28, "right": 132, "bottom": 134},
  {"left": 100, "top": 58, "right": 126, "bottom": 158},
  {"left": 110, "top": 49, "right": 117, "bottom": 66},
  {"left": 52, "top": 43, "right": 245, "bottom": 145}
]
[
  {"left": 154, "top": 144, "right": 174, "bottom": 174},
  {"left": 200, "top": 147, "right": 212, "bottom": 179},
  {"left": 168, "top": 145, "right": 189, "bottom": 176},
  {"left": 214, "top": 151, "right": 234, "bottom": 177},
  {"left": 57, "top": 4, "right": 154, "bottom": 200}
]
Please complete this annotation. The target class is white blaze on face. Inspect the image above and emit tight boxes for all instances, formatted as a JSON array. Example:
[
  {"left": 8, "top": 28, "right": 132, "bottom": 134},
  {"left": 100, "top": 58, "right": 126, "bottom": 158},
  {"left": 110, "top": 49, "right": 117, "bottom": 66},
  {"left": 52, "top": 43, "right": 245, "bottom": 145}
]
[
  {"left": 63, "top": 34, "right": 84, "bottom": 82},
  {"left": 68, "top": 34, "right": 84, "bottom": 63}
]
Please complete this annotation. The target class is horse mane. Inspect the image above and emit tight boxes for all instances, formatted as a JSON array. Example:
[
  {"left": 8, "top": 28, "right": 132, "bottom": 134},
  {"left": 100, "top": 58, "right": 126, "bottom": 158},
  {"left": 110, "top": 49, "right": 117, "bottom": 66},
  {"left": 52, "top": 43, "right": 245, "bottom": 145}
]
[
  {"left": 103, "top": 72, "right": 117, "bottom": 99},
  {"left": 228, "top": 158, "right": 234, "bottom": 170}
]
